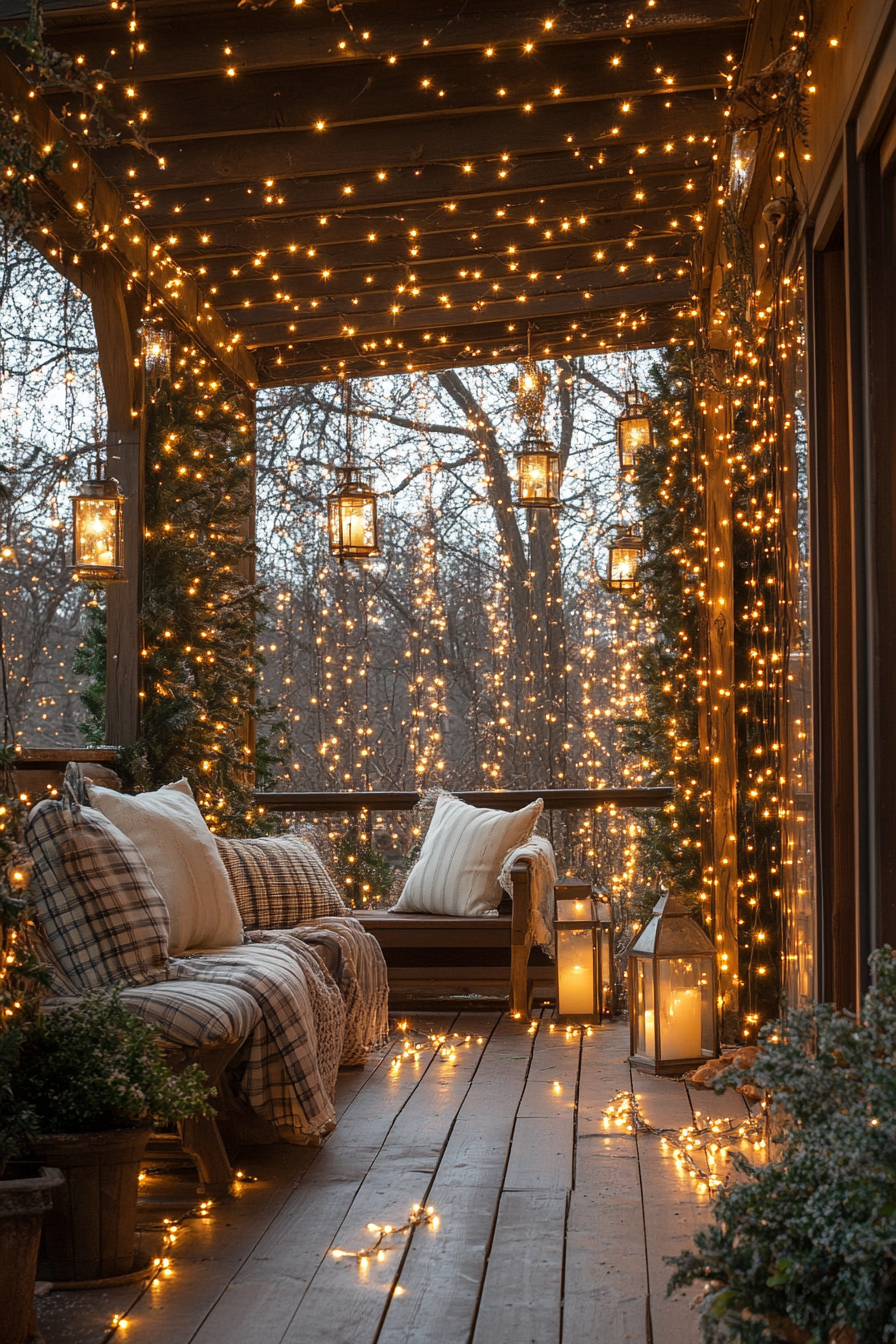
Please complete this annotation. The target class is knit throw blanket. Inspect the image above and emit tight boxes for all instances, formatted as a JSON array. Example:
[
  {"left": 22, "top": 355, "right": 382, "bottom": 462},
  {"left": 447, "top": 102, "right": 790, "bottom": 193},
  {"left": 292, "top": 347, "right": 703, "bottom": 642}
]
[
  {"left": 170, "top": 937, "right": 346, "bottom": 1138},
  {"left": 289, "top": 916, "right": 390, "bottom": 1065},
  {"left": 499, "top": 836, "right": 558, "bottom": 954}
]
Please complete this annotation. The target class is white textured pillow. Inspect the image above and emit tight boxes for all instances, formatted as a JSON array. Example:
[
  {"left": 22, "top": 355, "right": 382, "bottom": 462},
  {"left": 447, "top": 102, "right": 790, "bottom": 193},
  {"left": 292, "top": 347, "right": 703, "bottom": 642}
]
[
  {"left": 393, "top": 794, "right": 543, "bottom": 916},
  {"left": 86, "top": 779, "right": 243, "bottom": 954}
]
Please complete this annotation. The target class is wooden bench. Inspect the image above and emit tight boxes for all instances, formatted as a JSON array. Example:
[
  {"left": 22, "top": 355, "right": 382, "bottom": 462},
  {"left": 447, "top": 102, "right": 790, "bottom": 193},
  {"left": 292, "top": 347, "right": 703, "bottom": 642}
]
[{"left": 356, "top": 860, "right": 554, "bottom": 1015}]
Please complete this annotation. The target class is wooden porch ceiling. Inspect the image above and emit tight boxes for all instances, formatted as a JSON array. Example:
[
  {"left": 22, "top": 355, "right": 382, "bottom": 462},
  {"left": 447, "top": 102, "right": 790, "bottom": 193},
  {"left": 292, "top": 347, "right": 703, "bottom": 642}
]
[{"left": 1, "top": 0, "right": 750, "bottom": 387}]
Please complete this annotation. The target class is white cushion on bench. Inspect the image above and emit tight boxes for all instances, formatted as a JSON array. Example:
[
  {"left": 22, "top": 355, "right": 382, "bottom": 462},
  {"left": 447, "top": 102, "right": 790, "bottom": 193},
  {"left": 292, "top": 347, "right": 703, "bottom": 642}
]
[{"left": 393, "top": 793, "right": 543, "bottom": 917}]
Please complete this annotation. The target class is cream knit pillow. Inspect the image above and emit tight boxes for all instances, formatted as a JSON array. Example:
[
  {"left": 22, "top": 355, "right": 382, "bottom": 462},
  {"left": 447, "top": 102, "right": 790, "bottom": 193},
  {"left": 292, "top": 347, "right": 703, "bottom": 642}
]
[
  {"left": 86, "top": 779, "right": 244, "bottom": 954},
  {"left": 393, "top": 793, "right": 543, "bottom": 917}
]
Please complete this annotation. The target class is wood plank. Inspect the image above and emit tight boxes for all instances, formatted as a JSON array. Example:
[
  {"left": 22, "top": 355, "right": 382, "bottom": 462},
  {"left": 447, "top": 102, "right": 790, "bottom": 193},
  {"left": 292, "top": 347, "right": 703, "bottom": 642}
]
[
  {"left": 564, "top": 1022, "right": 649, "bottom": 1344},
  {"left": 633, "top": 1073, "right": 708, "bottom": 1344},
  {"left": 30, "top": 1, "right": 750, "bottom": 85},
  {"left": 170, "top": 177, "right": 705, "bottom": 259},
  {"left": 174, "top": 1014, "right": 464, "bottom": 1344},
  {"left": 242, "top": 278, "right": 690, "bottom": 348},
  {"left": 375, "top": 1014, "right": 536, "bottom": 1344},
  {"left": 256, "top": 787, "right": 673, "bottom": 813},
  {"left": 95, "top": 29, "right": 735, "bottom": 144},
  {"left": 275, "top": 1013, "right": 501, "bottom": 1344},
  {"left": 110, "top": 91, "right": 724, "bottom": 188},
  {"left": 472, "top": 1191, "right": 568, "bottom": 1344},
  {"left": 114, "top": 1018, "right": 455, "bottom": 1344}
]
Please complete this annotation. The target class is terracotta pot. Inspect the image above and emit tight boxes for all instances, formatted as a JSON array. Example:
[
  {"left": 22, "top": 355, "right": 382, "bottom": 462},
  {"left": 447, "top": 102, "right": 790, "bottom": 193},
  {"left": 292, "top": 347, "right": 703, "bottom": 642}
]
[
  {"left": 0, "top": 1164, "right": 64, "bottom": 1344},
  {"left": 30, "top": 1127, "right": 151, "bottom": 1283}
]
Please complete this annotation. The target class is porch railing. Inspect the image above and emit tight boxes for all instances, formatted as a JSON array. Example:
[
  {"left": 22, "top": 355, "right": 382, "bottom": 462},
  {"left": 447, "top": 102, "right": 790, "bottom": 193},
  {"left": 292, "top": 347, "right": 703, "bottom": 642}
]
[{"left": 253, "top": 787, "right": 673, "bottom": 813}]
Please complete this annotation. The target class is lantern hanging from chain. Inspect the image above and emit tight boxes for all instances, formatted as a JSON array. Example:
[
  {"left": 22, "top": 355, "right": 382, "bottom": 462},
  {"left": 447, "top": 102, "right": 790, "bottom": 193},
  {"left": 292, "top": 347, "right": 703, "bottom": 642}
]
[
  {"left": 70, "top": 455, "right": 126, "bottom": 584},
  {"left": 615, "top": 382, "right": 653, "bottom": 474},
  {"left": 605, "top": 525, "right": 643, "bottom": 594},
  {"left": 516, "top": 433, "right": 562, "bottom": 509},
  {"left": 327, "top": 380, "right": 379, "bottom": 563},
  {"left": 142, "top": 324, "right": 172, "bottom": 389},
  {"left": 513, "top": 345, "right": 561, "bottom": 509}
]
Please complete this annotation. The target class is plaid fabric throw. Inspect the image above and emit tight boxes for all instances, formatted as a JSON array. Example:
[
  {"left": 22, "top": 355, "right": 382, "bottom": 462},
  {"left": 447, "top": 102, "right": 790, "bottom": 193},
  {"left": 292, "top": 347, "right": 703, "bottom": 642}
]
[
  {"left": 26, "top": 798, "right": 169, "bottom": 991},
  {"left": 215, "top": 835, "right": 349, "bottom": 929},
  {"left": 169, "top": 937, "right": 346, "bottom": 1137}
]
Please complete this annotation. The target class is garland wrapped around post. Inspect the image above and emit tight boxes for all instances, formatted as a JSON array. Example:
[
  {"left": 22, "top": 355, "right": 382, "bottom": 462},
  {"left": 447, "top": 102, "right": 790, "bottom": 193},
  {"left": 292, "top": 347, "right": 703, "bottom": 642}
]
[
  {"left": 620, "top": 345, "right": 704, "bottom": 919},
  {"left": 79, "top": 352, "right": 279, "bottom": 835}
]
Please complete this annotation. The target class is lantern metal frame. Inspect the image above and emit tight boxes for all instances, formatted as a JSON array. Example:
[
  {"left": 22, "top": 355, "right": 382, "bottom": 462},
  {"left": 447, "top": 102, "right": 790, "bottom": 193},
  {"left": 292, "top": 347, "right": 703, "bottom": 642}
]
[
  {"left": 515, "top": 432, "right": 562, "bottom": 509},
  {"left": 604, "top": 524, "right": 643, "bottom": 593},
  {"left": 615, "top": 384, "right": 653, "bottom": 473},
  {"left": 327, "top": 465, "right": 379, "bottom": 563},
  {"left": 627, "top": 893, "right": 718, "bottom": 1076},
  {"left": 553, "top": 882, "right": 614, "bottom": 1024},
  {"left": 327, "top": 379, "right": 380, "bottom": 564},
  {"left": 70, "top": 475, "right": 126, "bottom": 584}
]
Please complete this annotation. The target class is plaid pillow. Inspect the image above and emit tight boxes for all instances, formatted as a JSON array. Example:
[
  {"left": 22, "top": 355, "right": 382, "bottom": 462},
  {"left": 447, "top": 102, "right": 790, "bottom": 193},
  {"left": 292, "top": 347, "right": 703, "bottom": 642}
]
[
  {"left": 216, "top": 835, "right": 349, "bottom": 929},
  {"left": 26, "top": 798, "right": 169, "bottom": 991}
]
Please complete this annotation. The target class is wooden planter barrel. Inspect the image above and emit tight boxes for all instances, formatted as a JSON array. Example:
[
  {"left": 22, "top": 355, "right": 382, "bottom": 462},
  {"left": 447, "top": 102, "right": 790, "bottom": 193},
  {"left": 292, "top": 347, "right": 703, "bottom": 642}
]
[
  {"left": 31, "top": 1127, "right": 151, "bottom": 1282},
  {"left": 0, "top": 1165, "right": 64, "bottom": 1344}
]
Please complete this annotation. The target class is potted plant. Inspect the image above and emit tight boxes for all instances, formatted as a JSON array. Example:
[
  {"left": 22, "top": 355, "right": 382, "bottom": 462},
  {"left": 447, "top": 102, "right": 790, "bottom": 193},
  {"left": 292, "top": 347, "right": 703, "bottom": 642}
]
[
  {"left": 667, "top": 946, "right": 896, "bottom": 1344},
  {"left": 14, "top": 989, "right": 212, "bottom": 1284},
  {"left": 0, "top": 747, "right": 62, "bottom": 1344}
]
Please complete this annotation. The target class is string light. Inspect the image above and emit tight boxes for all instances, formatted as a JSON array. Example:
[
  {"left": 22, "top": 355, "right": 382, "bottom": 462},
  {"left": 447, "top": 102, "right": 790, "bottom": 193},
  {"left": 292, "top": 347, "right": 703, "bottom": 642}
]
[{"left": 330, "top": 1204, "right": 438, "bottom": 1264}]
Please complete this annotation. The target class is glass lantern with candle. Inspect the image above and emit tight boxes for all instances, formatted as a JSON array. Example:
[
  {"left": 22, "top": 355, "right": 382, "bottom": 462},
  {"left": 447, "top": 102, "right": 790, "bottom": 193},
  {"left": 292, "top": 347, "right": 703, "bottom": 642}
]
[
  {"left": 605, "top": 525, "right": 643, "bottom": 593},
  {"left": 553, "top": 883, "right": 614, "bottom": 1023},
  {"left": 615, "top": 386, "right": 653, "bottom": 473},
  {"left": 516, "top": 434, "right": 561, "bottom": 509},
  {"left": 327, "top": 466, "right": 379, "bottom": 562},
  {"left": 70, "top": 477, "right": 126, "bottom": 583},
  {"left": 627, "top": 893, "right": 717, "bottom": 1075}
]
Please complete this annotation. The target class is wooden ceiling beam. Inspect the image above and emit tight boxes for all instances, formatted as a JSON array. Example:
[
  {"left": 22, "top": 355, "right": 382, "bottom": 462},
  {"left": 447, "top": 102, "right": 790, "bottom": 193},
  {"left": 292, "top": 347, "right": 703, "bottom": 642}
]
[
  {"left": 104, "top": 90, "right": 724, "bottom": 191},
  {"left": 209, "top": 233, "right": 689, "bottom": 306},
  {"left": 240, "top": 276, "right": 692, "bottom": 346},
  {"left": 0, "top": 50, "right": 255, "bottom": 388},
  {"left": 23, "top": 0, "right": 749, "bottom": 85},
  {"left": 173, "top": 193, "right": 703, "bottom": 273},
  {"left": 76, "top": 28, "right": 737, "bottom": 146},
  {"left": 138, "top": 152, "right": 708, "bottom": 238},
  {"left": 254, "top": 304, "right": 687, "bottom": 385}
]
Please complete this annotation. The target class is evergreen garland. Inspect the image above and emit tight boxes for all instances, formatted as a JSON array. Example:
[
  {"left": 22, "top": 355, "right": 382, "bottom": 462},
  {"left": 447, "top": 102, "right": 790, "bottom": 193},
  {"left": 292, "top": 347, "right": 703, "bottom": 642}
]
[
  {"left": 79, "top": 357, "right": 281, "bottom": 835},
  {"left": 621, "top": 344, "right": 704, "bottom": 917}
]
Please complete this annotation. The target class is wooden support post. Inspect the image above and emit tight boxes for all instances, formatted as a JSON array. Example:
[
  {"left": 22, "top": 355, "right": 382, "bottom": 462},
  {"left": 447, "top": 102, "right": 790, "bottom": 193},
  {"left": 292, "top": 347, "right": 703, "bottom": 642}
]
[
  {"left": 702, "top": 379, "right": 739, "bottom": 1041},
  {"left": 81, "top": 261, "right": 146, "bottom": 745}
]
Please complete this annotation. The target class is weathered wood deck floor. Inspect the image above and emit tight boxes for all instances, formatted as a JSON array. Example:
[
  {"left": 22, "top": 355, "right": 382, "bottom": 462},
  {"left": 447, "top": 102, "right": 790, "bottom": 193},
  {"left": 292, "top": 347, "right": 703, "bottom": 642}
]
[{"left": 37, "top": 1015, "right": 747, "bottom": 1344}]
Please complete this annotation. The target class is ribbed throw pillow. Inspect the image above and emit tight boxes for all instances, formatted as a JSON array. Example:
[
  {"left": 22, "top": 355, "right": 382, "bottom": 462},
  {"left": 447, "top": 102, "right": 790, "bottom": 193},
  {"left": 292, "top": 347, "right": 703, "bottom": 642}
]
[
  {"left": 86, "top": 779, "right": 244, "bottom": 955},
  {"left": 216, "top": 835, "right": 350, "bottom": 928},
  {"left": 392, "top": 793, "right": 543, "bottom": 916},
  {"left": 25, "top": 799, "right": 169, "bottom": 990}
]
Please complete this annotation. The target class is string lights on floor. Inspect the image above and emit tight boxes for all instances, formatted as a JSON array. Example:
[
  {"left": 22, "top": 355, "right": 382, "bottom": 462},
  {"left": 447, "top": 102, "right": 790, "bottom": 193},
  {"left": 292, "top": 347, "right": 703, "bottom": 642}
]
[
  {"left": 602, "top": 1088, "right": 768, "bottom": 1196},
  {"left": 331, "top": 1204, "right": 439, "bottom": 1267}
]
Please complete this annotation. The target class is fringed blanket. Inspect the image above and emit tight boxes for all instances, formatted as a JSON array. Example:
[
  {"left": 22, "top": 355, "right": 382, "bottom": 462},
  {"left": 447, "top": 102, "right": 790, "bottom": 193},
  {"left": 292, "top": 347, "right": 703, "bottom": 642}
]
[
  {"left": 169, "top": 938, "right": 345, "bottom": 1138},
  {"left": 287, "top": 917, "right": 390, "bottom": 1064},
  {"left": 499, "top": 836, "right": 558, "bottom": 954}
]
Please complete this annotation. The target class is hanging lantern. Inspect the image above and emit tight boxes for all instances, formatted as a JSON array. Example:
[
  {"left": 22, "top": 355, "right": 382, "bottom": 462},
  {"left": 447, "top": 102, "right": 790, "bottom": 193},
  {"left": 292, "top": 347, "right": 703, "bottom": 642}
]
[
  {"left": 327, "top": 466, "right": 379, "bottom": 562},
  {"left": 553, "top": 881, "right": 614, "bottom": 1023},
  {"left": 141, "top": 325, "right": 172, "bottom": 395},
  {"left": 605, "top": 525, "right": 643, "bottom": 593},
  {"left": 70, "top": 477, "right": 126, "bottom": 583},
  {"left": 627, "top": 893, "right": 717, "bottom": 1076},
  {"left": 516, "top": 433, "right": 562, "bottom": 509},
  {"left": 615, "top": 386, "right": 653, "bottom": 473}
]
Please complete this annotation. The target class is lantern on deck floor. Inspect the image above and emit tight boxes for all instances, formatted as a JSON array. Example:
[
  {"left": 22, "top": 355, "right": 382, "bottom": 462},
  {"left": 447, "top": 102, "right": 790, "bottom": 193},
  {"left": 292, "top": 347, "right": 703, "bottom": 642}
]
[
  {"left": 615, "top": 385, "right": 653, "bottom": 473},
  {"left": 70, "top": 476, "right": 126, "bottom": 583},
  {"left": 327, "top": 466, "right": 379, "bottom": 562},
  {"left": 516, "top": 433, "right": 562, "bottom": 509},
  {"left": 553, "top": 885, "right": 614, "bottom": 1023},
  {"left": 628, "top": 893, "right": 717, "bottom": 1076},
  {"left": 605, "top": 525, "right": 643, "bottom": 593}
]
